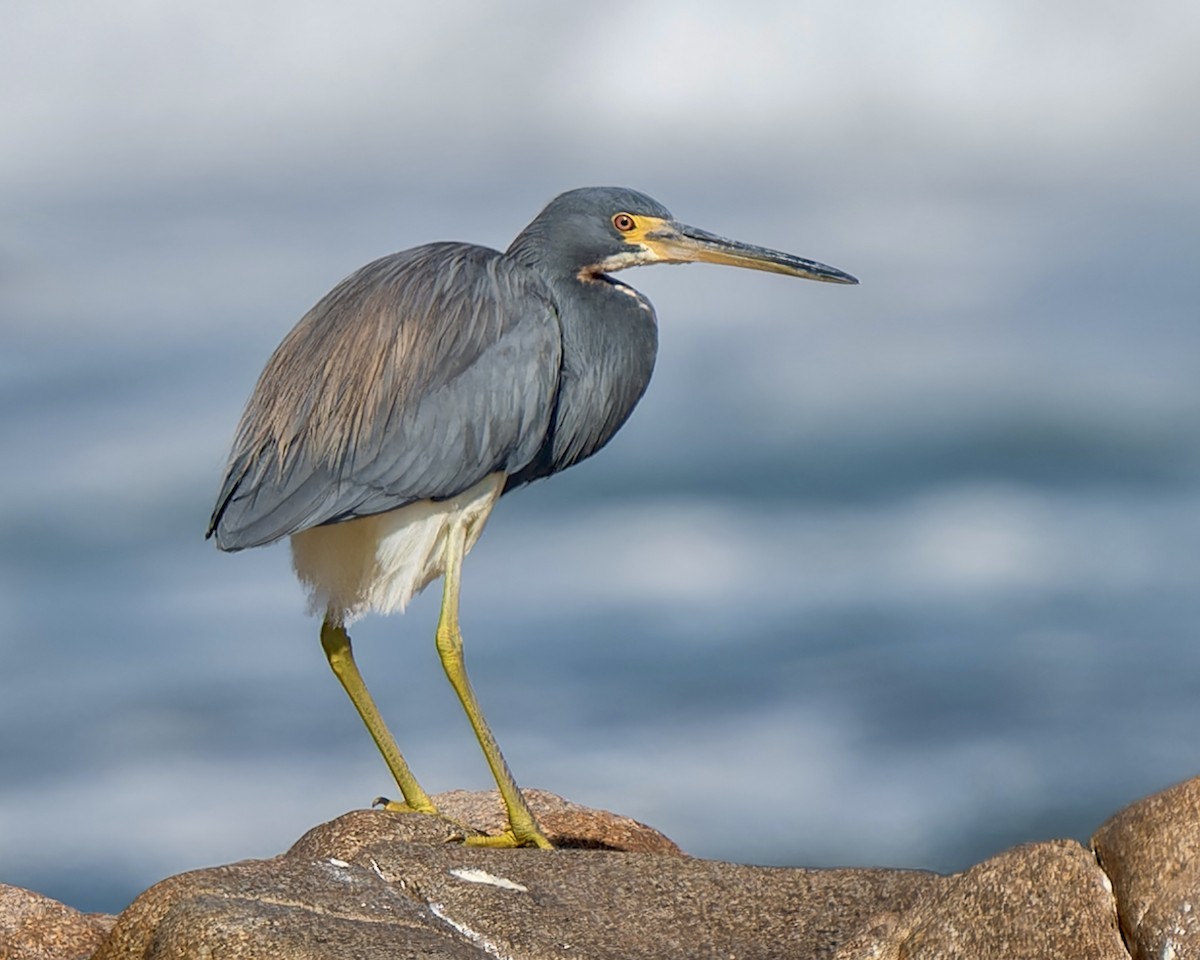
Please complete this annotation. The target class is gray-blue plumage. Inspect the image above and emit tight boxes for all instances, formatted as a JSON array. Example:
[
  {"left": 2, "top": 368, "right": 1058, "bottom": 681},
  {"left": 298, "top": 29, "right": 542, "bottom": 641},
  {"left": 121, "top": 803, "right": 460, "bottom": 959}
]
[{"left": 209, "top": 187, "right": 668, "bottom": 551}]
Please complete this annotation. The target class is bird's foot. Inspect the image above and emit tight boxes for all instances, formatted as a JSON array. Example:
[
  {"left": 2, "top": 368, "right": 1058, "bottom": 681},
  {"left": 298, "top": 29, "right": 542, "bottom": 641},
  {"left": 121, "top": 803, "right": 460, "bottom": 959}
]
[
  {"left": 373, "top": 797, "right": 553, "bottom": 849},
  {"left": 372, "top": 795, "right": 439, "bottom": 816},
  {"left": 374, "top": 795, "right": 487, "bottom": 842},
  {"left": 464, "top": 827, "right": 554, "bottom": 850}
]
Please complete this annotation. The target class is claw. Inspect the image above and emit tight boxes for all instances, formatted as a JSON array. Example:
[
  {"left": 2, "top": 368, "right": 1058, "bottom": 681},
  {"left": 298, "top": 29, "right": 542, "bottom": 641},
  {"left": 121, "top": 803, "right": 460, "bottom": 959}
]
[{"left": 373, "top": 794, "right": 439, "bottom": 816}]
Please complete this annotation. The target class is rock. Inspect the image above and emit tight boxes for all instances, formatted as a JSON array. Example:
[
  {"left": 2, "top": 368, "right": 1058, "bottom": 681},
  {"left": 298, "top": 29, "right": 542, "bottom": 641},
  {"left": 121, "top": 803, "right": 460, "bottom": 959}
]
[
  {"left": 833, "top": 840, "right": 1126, "bottom": 959},
  {"left": 92, "top": 795, "right": 934, "bottom": 959},
  {"left": 21, "top": 777, "right": 1200, "bottom": 958},
  {"left": 0, "top": 883, "right": 114, "bottom": 960},
  {"left": 1093, "top": 774, "right": 1200, "bottom": 960}
]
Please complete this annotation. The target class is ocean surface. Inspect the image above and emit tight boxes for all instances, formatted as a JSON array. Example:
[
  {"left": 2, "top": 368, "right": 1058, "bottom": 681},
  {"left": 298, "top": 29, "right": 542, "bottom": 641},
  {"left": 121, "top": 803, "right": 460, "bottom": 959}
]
[{"left": 2, "top": 2, "right": 1198, "bottom": 916}]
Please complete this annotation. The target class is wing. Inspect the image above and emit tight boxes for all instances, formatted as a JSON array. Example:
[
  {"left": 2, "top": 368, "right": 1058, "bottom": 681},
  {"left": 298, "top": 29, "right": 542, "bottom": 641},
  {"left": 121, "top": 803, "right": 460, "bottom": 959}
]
[{"left": 208, "top": 243, "right": 562, "bottom": 551}]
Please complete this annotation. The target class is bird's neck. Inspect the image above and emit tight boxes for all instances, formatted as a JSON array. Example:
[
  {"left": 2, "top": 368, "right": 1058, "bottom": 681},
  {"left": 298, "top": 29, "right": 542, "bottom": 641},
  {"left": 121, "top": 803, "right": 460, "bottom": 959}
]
[
  {"left": 551, "top": 271, "right": 659, "bottom": 374},
  {"left": 505, "top": 269, "right": 659, "bottom": 488},
  {"left": 555, "top": 271, "right": 659, "bottom": 457}
]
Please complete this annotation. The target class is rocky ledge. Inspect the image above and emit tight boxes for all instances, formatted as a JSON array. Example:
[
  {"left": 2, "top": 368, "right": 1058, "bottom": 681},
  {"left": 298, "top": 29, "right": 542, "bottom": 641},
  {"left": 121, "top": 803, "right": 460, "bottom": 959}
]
[{"left": 5, "top": 776, "right": 1200, "bottom": 959}]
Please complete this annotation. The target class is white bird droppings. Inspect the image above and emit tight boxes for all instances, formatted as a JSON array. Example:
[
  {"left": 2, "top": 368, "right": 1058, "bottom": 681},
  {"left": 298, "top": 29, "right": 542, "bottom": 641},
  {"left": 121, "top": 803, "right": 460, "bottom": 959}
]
[
  {"left": 429, "top": 902, "right": 514, "bottom": 960},
  {"left": 448, "top": 867, "right": 528, "bottom": 892}
]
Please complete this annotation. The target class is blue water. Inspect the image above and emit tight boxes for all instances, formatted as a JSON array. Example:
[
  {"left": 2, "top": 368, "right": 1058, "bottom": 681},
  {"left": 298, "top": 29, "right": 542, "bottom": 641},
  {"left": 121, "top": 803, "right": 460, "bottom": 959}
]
[{"left": 3, "top": 9, "right": 1200, "bottom": 913}]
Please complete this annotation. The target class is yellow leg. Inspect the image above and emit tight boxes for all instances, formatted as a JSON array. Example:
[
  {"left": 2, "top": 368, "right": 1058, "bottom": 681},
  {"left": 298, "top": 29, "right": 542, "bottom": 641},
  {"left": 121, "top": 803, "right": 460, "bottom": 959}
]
[
  {"left": 320, "top": 618, "right": 438, "bottom": 816},
  {"left": 436, "top": 522, "right": 552, "bottom": 849}
]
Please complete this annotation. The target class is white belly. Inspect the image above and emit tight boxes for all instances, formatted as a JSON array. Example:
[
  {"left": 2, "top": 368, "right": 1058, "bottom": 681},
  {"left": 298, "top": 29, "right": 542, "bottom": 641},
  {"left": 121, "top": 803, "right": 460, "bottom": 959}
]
[{"left": 290, "top": 472, "right": 505, "bottom": 624}]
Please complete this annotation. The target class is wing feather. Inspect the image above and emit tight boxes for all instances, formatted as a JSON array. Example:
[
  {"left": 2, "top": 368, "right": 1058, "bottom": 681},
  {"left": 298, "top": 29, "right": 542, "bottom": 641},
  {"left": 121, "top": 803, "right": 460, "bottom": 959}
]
[{"left": 208, "top": 243, "right": 561, "bottom": 550}]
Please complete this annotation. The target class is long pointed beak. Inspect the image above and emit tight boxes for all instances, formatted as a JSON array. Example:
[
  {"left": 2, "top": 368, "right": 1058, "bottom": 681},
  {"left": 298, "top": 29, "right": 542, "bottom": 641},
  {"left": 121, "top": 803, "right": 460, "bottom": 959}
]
[{"left": 645, "top": 221, "right": 858, "bottom": 284}]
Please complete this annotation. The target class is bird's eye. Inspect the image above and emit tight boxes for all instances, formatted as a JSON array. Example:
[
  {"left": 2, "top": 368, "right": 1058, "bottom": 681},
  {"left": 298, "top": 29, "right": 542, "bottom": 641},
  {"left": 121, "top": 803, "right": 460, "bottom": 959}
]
[{"left": 612, "top": 213, "right": 636, "bottom": 233}]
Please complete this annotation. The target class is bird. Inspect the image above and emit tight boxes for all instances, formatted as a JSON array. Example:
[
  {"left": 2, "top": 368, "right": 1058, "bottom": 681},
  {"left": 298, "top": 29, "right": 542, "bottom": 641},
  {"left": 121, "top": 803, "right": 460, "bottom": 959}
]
[{"left": 207, "top": 186, "right": 857, "bottom": 849}]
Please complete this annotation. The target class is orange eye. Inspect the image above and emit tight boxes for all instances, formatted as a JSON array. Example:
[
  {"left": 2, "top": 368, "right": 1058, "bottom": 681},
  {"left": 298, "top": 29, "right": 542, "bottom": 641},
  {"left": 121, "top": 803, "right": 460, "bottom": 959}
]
[{"left": 612, "top": 213, "right": 636, "bottom": 233}]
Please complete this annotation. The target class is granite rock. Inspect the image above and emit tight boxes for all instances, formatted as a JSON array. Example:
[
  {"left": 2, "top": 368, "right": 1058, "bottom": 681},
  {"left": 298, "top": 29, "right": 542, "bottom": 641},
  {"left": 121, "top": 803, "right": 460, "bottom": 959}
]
[
  {"left": 14, "top": 778, "right": 1200, "bottom": 958},
  {"left": 92, "top": 800, "right": 932, "bottom": 960},
  {"left": 832, "top": 839, "right": 1126, "bottom": 959},
  {"left": 1093, "top": 774, "right": 1200, "bottom": 960},
  {"left": 0, "top": 883, "right": 113, "bottom": 960}
]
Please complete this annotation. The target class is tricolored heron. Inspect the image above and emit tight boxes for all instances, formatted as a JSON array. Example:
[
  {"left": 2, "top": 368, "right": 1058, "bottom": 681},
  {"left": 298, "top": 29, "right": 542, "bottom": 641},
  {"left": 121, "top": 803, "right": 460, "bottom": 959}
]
[{"left": 208, "top": 186, "right": 857, "bottom": 849}]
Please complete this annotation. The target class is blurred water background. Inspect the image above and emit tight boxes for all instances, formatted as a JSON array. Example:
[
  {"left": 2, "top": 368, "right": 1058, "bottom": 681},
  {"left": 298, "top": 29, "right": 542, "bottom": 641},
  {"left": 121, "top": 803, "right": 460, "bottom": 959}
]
[{"left": 2, "top": 2, "right": 1198, "bottom": 915}]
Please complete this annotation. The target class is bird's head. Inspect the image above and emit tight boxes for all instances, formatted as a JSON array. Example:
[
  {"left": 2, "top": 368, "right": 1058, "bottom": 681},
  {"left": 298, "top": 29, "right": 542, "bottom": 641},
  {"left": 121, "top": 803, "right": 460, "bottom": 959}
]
[{"left": 507, "top": 186, "right": 858, "bottom": 285}]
